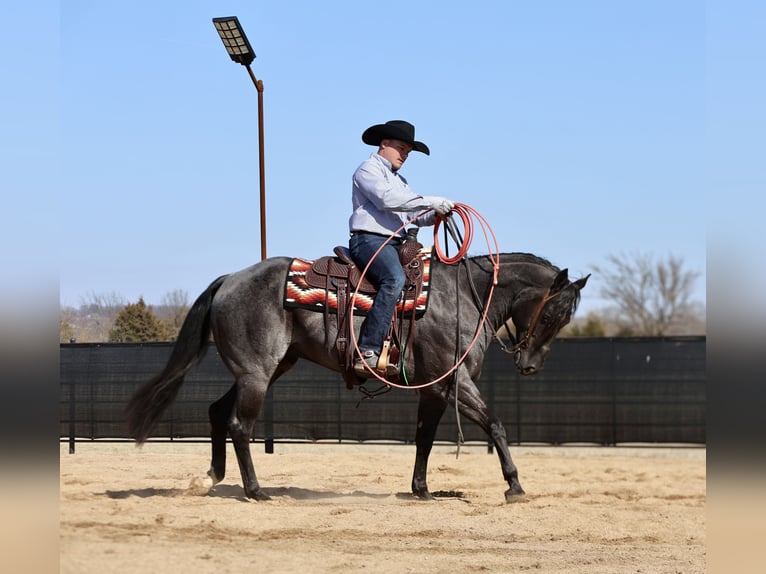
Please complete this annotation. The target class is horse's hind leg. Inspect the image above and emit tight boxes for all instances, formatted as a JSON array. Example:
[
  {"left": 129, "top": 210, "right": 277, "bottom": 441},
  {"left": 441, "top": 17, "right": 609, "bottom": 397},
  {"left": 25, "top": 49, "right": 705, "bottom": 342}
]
[
  {"left": 411, "top": 395, "right": 447, "bottom": 500},
  {"left": 228, "top": 373, "right": 271, "bottom": 500},
  {"left": 207, "top": 384, "right": 236, "bottom": 484}
]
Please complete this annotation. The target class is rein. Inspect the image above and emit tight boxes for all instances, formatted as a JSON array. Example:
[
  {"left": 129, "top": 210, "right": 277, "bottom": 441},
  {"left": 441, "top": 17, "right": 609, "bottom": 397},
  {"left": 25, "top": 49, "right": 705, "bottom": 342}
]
[{"left": 466, "top": 273, "right": 564, "bottom": 357}]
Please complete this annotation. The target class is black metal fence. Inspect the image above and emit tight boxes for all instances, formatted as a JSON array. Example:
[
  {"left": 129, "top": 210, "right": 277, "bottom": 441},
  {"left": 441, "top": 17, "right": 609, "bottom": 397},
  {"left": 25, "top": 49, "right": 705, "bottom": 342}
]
[{"left": 60, "top": 336, "right": 705, "bottom": 448}]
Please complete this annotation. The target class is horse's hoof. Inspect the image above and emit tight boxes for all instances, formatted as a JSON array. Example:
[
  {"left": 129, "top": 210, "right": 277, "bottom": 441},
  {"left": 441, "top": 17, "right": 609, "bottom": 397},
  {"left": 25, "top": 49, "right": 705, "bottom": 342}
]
[
  {"left": 412, "top": 490, "right": 434, "bottom": 501},
  {"left": 188, "top": 476, "right": 214, "bottom": 495},
  {"left": 206, "top": 467, "right": 223, "bottom": 486},
  {"left": 504, "top": 486, "right": 526, "bottom": 503},
  {"left": 246, "top": 489, "right": 271, "bottom": 501}
]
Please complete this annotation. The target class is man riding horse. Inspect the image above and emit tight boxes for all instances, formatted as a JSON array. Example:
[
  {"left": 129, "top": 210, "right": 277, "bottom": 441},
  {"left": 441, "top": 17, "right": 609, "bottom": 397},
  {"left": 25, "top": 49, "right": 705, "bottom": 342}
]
[{"left": 349, "top": 120, "right": 455, "bottom": 378}]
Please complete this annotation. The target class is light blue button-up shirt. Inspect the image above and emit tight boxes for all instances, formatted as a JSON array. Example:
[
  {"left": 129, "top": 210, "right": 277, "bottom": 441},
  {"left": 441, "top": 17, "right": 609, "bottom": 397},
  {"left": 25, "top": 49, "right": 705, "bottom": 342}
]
[{"left": 348, "top": 153, "right": 436, "bottom": 238}]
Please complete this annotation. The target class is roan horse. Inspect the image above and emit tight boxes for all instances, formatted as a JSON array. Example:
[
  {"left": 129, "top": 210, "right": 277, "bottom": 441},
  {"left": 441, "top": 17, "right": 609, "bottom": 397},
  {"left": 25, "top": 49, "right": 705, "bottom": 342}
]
[{"left": 127, "top": 250, "right": 588, "bottom": 502}]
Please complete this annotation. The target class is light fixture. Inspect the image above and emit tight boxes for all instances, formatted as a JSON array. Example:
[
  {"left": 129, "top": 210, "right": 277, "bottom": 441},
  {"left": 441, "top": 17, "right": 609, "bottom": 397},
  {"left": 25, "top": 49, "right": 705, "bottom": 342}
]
[{"left": 212, "top": 17, "right": 255, "bottom": 66}]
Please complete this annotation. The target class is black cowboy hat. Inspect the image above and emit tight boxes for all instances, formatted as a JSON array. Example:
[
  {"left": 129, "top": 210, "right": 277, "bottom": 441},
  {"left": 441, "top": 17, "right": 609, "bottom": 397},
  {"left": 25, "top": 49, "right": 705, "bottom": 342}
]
[{"left": 361, "top": 120, "right": 430, "bottom": 155}]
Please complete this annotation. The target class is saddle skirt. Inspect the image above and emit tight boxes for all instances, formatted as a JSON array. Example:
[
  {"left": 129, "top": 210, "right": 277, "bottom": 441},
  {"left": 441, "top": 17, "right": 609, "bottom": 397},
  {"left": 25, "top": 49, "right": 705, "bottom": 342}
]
[{"left": 284, "top": 246, "right": 433, "bottom": 316}]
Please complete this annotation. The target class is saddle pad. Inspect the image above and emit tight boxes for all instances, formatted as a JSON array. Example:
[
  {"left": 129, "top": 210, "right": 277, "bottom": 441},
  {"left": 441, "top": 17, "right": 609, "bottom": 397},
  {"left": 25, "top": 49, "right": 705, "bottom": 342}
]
[{"left": 283, "top": 251, "right": 432, "bottom": 317}]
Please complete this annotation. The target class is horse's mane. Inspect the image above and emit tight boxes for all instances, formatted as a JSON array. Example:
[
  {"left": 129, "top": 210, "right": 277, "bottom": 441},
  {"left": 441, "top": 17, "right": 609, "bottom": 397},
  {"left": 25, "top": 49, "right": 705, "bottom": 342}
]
[
  {"left": 465, "top": 252, "right": 560, "bottom": 273},
  {"left": 505, "top": 252, "right": 560, "bottom": 271},
  {"left": 463, "top": 251, "right": 580, "bottom": 326}
]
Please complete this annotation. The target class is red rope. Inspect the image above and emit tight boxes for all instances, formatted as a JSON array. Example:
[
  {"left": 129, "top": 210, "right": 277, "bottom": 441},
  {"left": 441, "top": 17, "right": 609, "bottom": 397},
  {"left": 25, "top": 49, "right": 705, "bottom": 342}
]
[
  {"left": 350, "top": 203, "right": 501, "bottom": 389},
  {"left": 433, "top": 203, "right": 500, "bottom": 270},
  {"left": 433, "top": 204, "right": 472, "bottom": 263}
]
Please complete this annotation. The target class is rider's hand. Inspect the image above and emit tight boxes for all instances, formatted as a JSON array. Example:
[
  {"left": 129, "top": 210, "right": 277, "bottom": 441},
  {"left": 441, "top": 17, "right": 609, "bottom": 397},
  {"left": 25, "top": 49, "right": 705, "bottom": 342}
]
[{"left": 425, "top": 196, "right": 455, "bottom": 216}]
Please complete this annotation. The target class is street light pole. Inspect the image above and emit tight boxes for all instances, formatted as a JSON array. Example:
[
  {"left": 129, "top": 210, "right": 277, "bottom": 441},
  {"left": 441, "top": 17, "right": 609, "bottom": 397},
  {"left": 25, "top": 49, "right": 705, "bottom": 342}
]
[
  {"left": 212, "top": 16, "right": 267, "bottom": 261},
  {"left": 245, "top": 65, "right": 267, "bottom": 262}
]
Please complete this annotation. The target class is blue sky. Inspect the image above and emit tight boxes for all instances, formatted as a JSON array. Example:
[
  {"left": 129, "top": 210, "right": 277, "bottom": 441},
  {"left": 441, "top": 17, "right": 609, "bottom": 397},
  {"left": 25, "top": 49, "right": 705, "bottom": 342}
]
[{"left": 8, "top": 1, "right": 765, "bottom": 317}]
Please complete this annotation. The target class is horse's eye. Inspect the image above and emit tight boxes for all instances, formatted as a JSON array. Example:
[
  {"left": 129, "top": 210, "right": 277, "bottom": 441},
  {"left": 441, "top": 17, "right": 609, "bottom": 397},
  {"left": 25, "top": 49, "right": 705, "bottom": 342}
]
[{"left": 541, "top": 312, "right": 553, "bottom": 326}]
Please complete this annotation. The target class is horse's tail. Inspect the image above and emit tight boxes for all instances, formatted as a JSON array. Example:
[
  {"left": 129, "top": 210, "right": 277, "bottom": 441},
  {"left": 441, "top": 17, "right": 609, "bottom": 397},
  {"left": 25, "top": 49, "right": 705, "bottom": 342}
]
[{"left": 126, "top": 274, "right": 227, "bottom": 444}]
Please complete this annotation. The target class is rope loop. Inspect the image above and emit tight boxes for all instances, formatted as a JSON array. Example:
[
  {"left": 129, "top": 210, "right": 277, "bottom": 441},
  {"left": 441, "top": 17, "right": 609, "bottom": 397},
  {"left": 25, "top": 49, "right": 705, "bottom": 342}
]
[{"left": 433, "top": 203, "right": 500, "bottom": 280}]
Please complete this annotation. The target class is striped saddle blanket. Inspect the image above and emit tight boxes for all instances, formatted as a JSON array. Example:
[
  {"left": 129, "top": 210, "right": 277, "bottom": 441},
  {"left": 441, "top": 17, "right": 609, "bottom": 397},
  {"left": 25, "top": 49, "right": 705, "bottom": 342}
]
[{"left": 283, "top": 247, "right": 432, "bottom": 317}]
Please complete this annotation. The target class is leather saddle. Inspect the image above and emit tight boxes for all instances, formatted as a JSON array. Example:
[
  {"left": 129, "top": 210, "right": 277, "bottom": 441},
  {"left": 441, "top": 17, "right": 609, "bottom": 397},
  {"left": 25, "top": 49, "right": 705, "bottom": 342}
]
[
  {"left": 305, "top": 246, "right": 375, "bottom": 294},
  {"left": 304, "top": 238, "right": 427, "bottom": 387}
]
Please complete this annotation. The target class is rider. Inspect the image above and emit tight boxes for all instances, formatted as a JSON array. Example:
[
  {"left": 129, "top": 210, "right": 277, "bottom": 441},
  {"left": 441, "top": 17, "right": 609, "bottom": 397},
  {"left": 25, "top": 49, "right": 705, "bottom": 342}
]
[{"left": 349, "top": 120, "right": 455, "bottom": 377}]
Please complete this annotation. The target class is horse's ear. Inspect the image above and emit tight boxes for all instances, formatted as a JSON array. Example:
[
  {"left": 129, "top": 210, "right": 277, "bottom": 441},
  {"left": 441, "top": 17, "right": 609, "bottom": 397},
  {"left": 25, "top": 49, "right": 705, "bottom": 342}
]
[
  {"left": 573, "top": 273, "right": 590, "bottom": 290},
  {"left": 551, "top": 268, "right": 569, "bottom": 292}
]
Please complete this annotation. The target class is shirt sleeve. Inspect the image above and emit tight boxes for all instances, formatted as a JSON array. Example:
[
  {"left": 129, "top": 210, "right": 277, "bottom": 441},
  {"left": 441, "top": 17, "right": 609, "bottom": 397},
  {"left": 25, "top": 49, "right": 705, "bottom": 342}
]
[{"left": 412, "top": 211, "right": 437, "bottom": 227}]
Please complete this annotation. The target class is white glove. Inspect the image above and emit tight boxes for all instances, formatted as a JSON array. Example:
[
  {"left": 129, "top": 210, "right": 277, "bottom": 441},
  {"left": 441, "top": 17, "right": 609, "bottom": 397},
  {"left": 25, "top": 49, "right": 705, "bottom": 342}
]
[{"left": 425, "top": 196, "right": 455, "bottom": 215}]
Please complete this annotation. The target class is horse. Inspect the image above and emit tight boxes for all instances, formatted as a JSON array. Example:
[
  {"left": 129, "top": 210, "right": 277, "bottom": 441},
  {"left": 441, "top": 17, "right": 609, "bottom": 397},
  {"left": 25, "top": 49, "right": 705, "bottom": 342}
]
[{"left": 126, "top": 250, "right": 588, "bottom": 502}]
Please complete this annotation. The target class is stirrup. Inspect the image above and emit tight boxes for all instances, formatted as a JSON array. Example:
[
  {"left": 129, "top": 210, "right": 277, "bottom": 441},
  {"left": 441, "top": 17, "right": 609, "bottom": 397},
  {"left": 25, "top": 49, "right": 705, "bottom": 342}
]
[
  {"left": 353, "top": 349, "right": 398, "bottom": 378},
  {"left": 378, "top": 340, "right": 399, "bottom": 376}
]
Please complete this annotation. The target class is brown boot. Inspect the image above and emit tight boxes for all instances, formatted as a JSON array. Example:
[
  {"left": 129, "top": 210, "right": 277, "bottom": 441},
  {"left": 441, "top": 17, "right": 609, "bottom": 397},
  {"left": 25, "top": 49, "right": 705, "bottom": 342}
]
[{"left": 353, "top": 350, "right": 400, "bottom": 378}]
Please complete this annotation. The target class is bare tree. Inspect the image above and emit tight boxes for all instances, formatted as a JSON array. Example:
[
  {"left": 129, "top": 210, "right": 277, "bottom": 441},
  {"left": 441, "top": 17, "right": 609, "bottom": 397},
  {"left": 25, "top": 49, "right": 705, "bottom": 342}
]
[
  {"left": 70, "top": 291, "right": 128, "bottom": 341},
  {"left": 79, "top": 290, "right": 126, "bottom": 317},
  {"left": 158, "top": 289, "right": 190, "bottom": 339},
  {"left": 161, "top": 288, "right": 189, "bottom": 310},
  {"left": 60, "top": 306, "right": 77, "bottom": 342},
  {"left": 592, "top": 252, "right": 701, "bottom": 336}
]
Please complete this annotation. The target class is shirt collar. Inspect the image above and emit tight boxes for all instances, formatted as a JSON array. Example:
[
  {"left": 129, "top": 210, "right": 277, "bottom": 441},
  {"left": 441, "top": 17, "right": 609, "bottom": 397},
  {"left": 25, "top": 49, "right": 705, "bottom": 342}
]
[{"left": 372, "top": 152, "right": 397, "bottom": 173}]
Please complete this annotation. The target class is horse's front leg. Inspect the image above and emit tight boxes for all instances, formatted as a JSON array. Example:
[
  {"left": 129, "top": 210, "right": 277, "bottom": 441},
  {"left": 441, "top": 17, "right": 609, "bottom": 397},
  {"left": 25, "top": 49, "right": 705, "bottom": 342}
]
[
  {"left": 411, "top": 394, "right": 447, "bottom": 500},
  {"left": 455, "top": 381, "right": 525, "bottom": 501},
  {"left": 486, "top": 414, "right": 525, "bottom": 500}
]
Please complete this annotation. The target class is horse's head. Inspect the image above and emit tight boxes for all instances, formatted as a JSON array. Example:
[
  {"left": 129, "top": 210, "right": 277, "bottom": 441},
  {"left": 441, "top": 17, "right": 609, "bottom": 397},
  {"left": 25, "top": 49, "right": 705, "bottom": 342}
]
[{"left": 510, "top": 268, "right": 589, "bottom": 375}]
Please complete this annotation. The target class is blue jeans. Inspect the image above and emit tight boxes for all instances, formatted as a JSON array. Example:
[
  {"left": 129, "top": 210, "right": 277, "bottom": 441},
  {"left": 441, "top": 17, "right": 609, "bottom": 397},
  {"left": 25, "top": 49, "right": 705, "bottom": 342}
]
[{"left": 349, "top": 232, "right": 406, "bottom": 355}]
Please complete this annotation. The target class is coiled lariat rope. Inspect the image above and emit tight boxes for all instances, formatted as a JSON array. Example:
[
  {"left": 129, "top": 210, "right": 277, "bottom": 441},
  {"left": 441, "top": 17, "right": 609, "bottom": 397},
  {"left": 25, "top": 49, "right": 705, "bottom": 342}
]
[{"left": 349, "top": 203, "right": 500, "bottom": 391}]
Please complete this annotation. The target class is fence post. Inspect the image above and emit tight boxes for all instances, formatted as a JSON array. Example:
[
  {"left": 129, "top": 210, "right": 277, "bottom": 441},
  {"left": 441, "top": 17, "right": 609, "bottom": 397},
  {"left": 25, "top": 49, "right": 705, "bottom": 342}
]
[
  {"left": 88, "top": 346, "right": 97, "bottom": 440},
  {"left": 263, "top": 387, "right": 274, "bottom": 453},
  {"left": 68, "top": 375, "right": 75, "bottom": 454},
  {"left": 610, "top": 338, "right": 617, "bottom": 446}
]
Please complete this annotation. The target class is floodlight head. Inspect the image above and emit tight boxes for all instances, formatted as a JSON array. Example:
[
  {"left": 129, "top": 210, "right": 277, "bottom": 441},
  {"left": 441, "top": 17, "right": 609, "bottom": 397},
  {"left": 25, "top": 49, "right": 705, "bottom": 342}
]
[{"left": 213, "top": 16, "right": 255, "bottom": 66}]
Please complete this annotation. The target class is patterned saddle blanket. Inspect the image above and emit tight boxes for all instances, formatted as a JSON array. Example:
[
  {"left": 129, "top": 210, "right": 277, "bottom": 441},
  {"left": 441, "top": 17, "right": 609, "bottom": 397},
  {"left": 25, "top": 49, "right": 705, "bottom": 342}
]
[{"left": 283, "top": 246, "right": 432, "bottom": 316}]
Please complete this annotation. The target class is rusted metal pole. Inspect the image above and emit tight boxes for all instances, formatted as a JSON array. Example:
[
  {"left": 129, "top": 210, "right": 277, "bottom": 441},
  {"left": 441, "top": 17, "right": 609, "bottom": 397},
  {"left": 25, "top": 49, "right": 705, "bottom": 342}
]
[
  {"left": 244, "top": 65, "right": 272, "bottom": 454},
  {"left": 245, "top": 64, "right": 267, "bottom": 261}
]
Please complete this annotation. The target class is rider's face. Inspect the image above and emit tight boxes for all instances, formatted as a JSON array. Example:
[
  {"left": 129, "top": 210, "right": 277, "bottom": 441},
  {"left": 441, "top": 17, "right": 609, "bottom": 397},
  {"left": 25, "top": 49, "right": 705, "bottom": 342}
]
[{"left": 379, "top": 139, "right": 413, "bottom": 171}]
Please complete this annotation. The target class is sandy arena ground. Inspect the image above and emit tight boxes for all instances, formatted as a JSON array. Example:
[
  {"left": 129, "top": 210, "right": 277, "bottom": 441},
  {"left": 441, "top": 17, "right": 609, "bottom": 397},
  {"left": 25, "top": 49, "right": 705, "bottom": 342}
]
[{"left": 60, "top": 441, "right": 705, "bottom": 573}]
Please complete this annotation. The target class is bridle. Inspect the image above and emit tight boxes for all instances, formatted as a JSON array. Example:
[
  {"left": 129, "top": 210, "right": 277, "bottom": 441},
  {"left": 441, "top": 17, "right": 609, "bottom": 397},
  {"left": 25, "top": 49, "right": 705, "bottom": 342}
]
[
  {"left": 450, "top": 239, "right": 567, "bottom": 359},
  {"left": 495, "top": 286, "right": 564, "bottom": 355},
  {"left": 435, "top": 211, "right": 568, "bottom": 367}
]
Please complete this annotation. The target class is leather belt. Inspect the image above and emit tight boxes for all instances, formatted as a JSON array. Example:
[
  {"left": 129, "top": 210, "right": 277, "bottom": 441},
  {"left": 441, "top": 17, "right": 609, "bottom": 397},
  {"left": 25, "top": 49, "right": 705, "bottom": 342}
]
[{"left": 350, "top": 231, "right": 403, "bottom": 243}]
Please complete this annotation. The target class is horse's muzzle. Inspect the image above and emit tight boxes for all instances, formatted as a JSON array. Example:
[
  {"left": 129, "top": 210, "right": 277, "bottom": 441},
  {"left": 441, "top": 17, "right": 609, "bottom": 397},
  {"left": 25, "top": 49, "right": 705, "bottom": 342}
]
[{"left": 513, "top": 351, "right": 539, "bottom": 376}]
